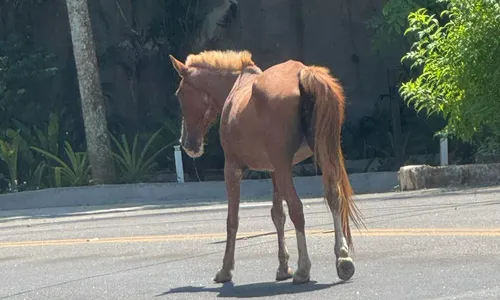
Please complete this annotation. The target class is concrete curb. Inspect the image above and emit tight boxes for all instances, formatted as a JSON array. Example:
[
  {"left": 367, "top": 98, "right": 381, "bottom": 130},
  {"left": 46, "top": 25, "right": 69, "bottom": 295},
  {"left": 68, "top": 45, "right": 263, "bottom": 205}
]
[
  {"left": 398, "top": 163, "right": 500, "bottom": 191},
  {"left": 0, "top": 171, "right": 398, "bottom": 211}
]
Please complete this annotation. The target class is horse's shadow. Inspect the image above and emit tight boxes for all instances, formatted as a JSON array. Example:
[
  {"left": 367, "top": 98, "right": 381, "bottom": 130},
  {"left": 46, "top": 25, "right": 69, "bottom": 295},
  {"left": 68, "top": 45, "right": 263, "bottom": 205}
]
[{"left": 158, "top": 280, "right": 345, "bottom": 298}]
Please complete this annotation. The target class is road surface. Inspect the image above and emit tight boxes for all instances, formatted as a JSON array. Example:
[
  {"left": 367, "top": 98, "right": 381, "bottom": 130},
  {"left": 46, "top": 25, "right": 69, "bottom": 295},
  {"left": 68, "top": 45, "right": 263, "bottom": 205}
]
[{"left": 1, "top": 186, "right": 500, "bottom": 299}]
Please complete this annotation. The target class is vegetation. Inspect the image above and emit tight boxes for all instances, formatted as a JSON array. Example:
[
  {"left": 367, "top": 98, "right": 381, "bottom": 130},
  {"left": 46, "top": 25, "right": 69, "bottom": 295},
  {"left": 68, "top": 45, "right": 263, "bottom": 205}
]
[
  {"left": 110, "top": 128, "right": 176, "bottom": 183},
  {"left": 0, "top": 0, "right": 205, "bottom": 193},
  {"left": 361, "top": 0, "right": 449, "bottom": 170},
  {"left": 366, "top": 0, "right": 500, "bottom": 166},
  {"left": 31, "top": 141, "right": 90, "bottom": 187},
  {"left": 400, "top": 0, "right": 500, "bottom": 141},
  {"left": 366, "top": 0, "right": 446, "bottom": 57}
]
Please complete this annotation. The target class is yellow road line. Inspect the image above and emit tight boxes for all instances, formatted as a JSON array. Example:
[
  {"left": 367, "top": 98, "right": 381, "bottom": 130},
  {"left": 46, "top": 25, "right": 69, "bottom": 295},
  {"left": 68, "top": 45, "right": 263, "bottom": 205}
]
[{"left": 1, "top": 228, "right": 499, "bottom": 248}]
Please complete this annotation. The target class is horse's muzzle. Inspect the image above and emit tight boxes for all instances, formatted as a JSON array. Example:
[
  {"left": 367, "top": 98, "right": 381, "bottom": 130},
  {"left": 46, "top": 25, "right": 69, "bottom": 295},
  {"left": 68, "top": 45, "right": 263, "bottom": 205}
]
[{"left": 182, "top": 139, "right": 204, "bottom": 158}]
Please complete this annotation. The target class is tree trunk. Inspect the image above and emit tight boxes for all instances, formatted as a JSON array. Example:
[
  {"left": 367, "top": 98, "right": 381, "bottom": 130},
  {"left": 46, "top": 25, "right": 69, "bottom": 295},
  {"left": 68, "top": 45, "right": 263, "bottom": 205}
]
[{"left": 65, "top": 0, "right": 116, "bottom": 184}]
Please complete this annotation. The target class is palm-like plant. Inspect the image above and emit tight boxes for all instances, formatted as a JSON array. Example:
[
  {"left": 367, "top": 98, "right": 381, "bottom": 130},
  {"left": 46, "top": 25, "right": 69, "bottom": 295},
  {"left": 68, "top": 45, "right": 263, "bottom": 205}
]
[
  {"left": 110, "top": 128, "right": 175, "bottom": 183},
  {"left": 31, "top": 141, "right": 90, "bottom": 187}
]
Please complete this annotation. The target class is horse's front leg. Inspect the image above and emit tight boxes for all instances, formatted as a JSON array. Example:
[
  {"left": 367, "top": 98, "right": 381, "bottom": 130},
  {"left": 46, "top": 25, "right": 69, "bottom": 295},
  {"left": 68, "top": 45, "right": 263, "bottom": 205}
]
[{"left": 213, "top": 164, "right": 242, "bottom": 283}]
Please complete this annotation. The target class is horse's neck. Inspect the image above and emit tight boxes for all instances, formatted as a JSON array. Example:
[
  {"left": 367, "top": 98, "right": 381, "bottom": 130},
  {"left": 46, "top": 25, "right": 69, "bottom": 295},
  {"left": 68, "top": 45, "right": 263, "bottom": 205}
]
[
  {"left": 244, "top": 65, "right": 263, "bottom": 75},
  {"left": 206, "top": 66, "right": 262, "bottom": 110},
  {"left": 202, "top": 73, "right": 238, "bottom": 109},
  {"left": 218, "top": 66, "right": 261, "bottom": 109},
  {"left": 233, "top": 66, "right": 262, "bottom": 91}
]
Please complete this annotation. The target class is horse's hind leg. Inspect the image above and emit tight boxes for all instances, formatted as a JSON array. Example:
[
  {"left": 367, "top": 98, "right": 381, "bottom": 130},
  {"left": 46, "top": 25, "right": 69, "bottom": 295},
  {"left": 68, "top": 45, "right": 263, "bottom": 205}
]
[
  {"left": 273, "top": 168, "right": 311, "bottom": 284},
  {"left": 270, "top": 173, "right": 293, "bottom": 281},
  {"left": 327, "top": 190, "right": 355, "bottom": 281},
  {"left": 213, "top": 163, "right": 242, "bottom": 283}
]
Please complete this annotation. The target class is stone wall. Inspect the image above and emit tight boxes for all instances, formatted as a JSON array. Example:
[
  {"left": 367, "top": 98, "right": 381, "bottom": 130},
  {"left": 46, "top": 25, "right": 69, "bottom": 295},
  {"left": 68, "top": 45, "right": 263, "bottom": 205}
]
[
  {"left": 4, "top": 0, "right": 401, "bottom": 129},
  {"left": 214, "top": 0, "right": 403, "bottom": 122}
]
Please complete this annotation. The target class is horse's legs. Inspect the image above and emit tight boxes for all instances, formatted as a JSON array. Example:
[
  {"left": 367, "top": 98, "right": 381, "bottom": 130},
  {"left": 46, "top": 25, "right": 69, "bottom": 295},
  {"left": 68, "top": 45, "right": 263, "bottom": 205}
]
[
  {"left": 327, "top": 189, "right": 355, "bottom": 281},
  {"left": 274, "top": 168, "right": 311, "bottom": 284},
  {"left": 213, "top": 164, "right": 242, "bottom": 283},
  {"left": 270, "top": 173, "right": 293, "bottom": 281}
]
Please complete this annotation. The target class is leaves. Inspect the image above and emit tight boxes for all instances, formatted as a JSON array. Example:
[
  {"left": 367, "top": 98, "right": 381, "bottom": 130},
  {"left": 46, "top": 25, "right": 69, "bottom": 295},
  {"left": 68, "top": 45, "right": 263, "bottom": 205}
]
[
  {"left": 0, "top": 129, "right": 21, "bottom": 191},
  {"left": 366, "top": 0, "right": 446, "bottom": 56},
  {"left": 110, "top": 128, "right": 176, "bottom": 183},
  {"left": 0, "top": 33, "right": 58, "bottom": 133},
  {"left": 31, "top": 141, "right": 90, "bottom": 187},
  {"left": 400, "top": 0, "right": 500, "bottom": 141}
]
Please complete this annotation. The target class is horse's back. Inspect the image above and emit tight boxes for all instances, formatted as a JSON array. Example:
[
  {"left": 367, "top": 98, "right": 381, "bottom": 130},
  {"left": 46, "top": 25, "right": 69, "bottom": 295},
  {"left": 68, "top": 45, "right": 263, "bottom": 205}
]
[
  {"left": 220, "top": 59, "right": 311, "bottom": 170},
  {"left": 252, "top": 60, "right": 305, "bottom": 101},
  {"left": 251, "top": 60, "right": 307, "bottom": 146}
]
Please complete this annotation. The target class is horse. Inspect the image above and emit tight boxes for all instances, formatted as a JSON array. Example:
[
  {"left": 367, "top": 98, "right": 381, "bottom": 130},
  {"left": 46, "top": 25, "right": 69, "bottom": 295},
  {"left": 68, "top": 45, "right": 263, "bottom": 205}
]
[{"left": 169, "top": 50, "right": 364, "bottom": 284}]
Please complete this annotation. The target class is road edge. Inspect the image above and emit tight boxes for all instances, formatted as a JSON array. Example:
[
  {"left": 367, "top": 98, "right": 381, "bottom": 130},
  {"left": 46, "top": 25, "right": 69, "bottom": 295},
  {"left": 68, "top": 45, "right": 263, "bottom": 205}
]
[{"left": 0, "top": 171, "right": 398, "bottom": 211}]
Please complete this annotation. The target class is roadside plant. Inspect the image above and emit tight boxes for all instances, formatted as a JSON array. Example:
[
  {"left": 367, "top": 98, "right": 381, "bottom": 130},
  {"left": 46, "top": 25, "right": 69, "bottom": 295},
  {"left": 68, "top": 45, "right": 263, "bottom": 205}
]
[
  {"left": 31, "top": 141, "right": 90, "bottom": 187},
  {"left": 0, "top": 129, "right": 22, "bottom": 191},
  {"left": 110, "top": 128, "right": 176, "bottom": 183}
]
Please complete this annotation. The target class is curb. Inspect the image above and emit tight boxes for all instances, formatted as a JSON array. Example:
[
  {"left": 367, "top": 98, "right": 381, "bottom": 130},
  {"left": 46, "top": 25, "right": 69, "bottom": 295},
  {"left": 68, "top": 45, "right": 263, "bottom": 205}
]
[
  {"left": 398, "top": 163, "right": 500, "bottom": 191},
  {"left": 0, "top": 171, "right": 398, "bottom": 211}
]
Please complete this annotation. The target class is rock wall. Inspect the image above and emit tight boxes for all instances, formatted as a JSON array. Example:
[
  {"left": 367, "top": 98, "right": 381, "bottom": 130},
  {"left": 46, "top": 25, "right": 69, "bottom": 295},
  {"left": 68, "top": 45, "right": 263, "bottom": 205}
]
[
  {"left": 4, "top": 0, "right": 401, "bottom": 130},
  {"left": 228, "top": 0, "right": 402, "bottom": 122}
]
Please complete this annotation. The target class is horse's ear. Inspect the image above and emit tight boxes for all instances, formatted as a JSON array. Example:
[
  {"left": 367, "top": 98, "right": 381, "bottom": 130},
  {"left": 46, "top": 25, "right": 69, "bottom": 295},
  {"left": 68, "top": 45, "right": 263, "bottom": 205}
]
[{"left": 169, "top": 54, "right": 188, "bottom": 77}]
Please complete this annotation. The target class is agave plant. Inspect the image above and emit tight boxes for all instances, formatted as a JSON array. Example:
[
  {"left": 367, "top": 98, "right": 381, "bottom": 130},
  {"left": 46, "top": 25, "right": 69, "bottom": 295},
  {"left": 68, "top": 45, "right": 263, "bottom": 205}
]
[
  {"left": 110, "top": 128, "right": 175, "bottom": 183},
  {"left": 31, "top": 141, "right": 90, "bottom": 187},
  {"left": 24, "top": 160, "right": 47, "bottom": 190},
  {"left": 0, "top": 129, "right": 21, "bottom": 191}
]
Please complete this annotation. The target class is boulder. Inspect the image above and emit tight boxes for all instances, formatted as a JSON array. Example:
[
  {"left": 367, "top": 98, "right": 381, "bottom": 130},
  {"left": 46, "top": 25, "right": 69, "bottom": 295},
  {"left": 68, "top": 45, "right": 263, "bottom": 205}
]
[{"left": 398, "top": 163, "right": 500, "bottom": 191}]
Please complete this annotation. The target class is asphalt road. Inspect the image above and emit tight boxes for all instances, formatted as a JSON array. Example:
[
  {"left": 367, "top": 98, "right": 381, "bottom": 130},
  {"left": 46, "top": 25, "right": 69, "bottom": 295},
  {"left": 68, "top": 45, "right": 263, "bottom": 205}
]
[{"left": 1, "top": 186, "right": 500, "bottom": 300}]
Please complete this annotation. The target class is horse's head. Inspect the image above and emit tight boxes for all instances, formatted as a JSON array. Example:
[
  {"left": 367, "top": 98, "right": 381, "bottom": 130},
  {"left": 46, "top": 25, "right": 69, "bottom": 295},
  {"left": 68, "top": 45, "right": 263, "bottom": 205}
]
[{"left": 169, "top": 55, "right": 219, "bottom": 158}]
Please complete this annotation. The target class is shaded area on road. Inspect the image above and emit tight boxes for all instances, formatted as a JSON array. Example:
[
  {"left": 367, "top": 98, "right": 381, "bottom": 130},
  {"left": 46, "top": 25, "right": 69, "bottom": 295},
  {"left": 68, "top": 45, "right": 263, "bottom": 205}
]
[{"left": 158, "top": 280, "right": 342, "bottom": 298}]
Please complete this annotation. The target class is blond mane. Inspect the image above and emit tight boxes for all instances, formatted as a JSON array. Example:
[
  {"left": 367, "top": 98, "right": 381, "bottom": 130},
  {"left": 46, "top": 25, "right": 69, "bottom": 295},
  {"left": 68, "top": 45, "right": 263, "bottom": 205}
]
[{"left": 185, "top": 50, "right": 255, "bottom": 72}]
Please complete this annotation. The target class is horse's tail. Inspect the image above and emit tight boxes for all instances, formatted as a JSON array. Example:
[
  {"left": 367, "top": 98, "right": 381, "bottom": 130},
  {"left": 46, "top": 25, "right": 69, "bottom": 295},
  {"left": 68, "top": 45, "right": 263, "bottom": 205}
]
[{"left": 298, "top": 65, "right": 364, "bottom": 248}]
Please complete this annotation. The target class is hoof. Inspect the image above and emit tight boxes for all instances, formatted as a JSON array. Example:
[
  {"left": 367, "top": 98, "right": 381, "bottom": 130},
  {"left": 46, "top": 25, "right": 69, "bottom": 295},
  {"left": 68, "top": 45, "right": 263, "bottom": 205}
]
[
  {"left": 292, "top": 269, "right": 310, "bottom": 285},
  {"left": 275, "top": 267, "right": 294, "bottom": 281},
  {"left": 336, "top": 257, "right": 355, "bottom": 281},
  {"left": 213, "top": 269, "right": 233, "bottom": 283}
]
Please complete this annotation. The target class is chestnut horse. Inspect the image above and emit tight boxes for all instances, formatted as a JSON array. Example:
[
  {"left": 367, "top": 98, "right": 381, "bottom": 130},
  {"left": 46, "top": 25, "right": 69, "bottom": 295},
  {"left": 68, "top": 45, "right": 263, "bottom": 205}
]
[{"left": 169, "top": 50, "right": 363, "bottom": 284}]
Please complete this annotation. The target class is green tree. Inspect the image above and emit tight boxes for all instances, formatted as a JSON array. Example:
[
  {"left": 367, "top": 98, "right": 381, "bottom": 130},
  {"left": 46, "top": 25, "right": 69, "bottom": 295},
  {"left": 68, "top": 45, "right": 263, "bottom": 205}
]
[
  {"left": 399, "top": 0, "right": 500, "bottom": 142},
  {"left": 366, "top": 0, "right": 445, "bottom": 57}
]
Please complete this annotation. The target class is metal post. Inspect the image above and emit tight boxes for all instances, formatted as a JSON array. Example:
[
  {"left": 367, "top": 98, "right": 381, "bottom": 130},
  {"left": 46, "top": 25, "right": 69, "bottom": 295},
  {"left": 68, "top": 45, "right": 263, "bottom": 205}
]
[
  {"left": 174, "top": 145, "right": 184, "bottom": 183},
  {"left": 440, "top": 137, "right": 448, "bottom": 166}
]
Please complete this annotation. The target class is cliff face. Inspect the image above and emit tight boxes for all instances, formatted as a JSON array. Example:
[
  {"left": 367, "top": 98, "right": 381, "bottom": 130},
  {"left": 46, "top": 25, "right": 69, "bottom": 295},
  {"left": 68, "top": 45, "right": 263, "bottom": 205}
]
[
  {"left": 233, "top": 0, "right": 404, "bottom": 121},
  {"left": 1, "top": 0, "right": 400, "bottom": 131}
]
